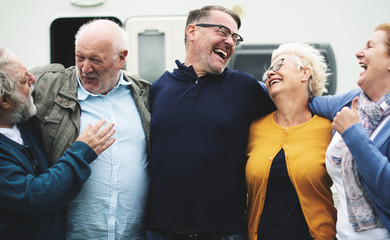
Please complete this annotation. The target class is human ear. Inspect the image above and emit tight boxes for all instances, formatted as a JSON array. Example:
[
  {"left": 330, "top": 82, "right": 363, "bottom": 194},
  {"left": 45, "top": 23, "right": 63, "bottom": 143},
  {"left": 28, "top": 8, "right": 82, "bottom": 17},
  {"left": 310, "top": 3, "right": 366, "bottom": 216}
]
[
  {"left": 301, "top": 67, "right": 311, "bottom": 82},
  {"left": 0, "top": 96, "right": 11, "bottom": 109},
  {"left": 119, "top": 50, "right": 128, "bottom": 69},
  {"left": 186, "top": 24, "right": 196, "bottom": 43}
]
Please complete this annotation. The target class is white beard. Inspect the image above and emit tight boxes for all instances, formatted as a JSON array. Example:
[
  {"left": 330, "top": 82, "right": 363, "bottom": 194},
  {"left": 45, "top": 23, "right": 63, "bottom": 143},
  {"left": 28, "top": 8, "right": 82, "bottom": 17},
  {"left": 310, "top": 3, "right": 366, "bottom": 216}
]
[{"left": 8, "top": 86, "right": 37, "bottom": 124}]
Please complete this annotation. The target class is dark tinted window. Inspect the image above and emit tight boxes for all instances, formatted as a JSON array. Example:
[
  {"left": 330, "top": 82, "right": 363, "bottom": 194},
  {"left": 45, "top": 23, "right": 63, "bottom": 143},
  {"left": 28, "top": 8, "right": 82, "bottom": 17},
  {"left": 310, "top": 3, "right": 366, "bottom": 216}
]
[{"left": 50, "top": 17, "right": 122, "bottom": 68}]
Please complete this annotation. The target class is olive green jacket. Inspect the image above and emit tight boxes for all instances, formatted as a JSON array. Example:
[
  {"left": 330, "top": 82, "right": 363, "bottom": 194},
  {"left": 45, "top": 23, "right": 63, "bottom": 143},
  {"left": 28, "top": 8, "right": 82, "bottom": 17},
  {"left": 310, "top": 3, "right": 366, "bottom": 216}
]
[{"left": 30, "top": 64, "right": 151, "bottom": 164}]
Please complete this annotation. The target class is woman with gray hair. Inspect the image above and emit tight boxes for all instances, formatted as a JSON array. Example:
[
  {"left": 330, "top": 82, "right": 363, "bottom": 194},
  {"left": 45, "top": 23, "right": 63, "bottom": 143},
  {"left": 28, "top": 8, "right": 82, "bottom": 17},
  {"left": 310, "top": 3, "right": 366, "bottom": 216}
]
[{"left": 246, "top": 42, "right": 336, "bottom": 240}]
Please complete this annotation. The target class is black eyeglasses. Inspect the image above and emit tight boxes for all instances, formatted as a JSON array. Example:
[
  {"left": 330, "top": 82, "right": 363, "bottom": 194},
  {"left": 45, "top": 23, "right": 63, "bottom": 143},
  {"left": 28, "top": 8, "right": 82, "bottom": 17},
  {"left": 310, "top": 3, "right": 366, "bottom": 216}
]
[
  {"left": 262, "top": 58, "right": 285, "bottom": 82},
  {"left": 195, "top": 23, "right": 244, "bottom": 46}
]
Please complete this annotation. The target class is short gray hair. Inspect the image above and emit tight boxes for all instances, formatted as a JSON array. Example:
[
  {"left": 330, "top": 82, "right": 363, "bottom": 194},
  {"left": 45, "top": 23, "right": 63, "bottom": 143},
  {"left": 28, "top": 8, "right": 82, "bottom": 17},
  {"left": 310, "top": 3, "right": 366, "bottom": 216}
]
[
  {"left": 271, "top": 42, "right": 329, "bottom": 99},
  {"left": 74, "top": 19, "right": 128, "bottom": 59},
  {"left": 0, "top": 46, "right": 19, "bottom": 100}
]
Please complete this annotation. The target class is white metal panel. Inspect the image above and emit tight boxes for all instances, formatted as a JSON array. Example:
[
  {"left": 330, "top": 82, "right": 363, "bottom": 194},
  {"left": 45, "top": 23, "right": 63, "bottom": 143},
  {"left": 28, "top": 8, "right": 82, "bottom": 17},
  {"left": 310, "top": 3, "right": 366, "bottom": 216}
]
[{"left": 125, "top": 16, "right": 186, "bottom": 77}]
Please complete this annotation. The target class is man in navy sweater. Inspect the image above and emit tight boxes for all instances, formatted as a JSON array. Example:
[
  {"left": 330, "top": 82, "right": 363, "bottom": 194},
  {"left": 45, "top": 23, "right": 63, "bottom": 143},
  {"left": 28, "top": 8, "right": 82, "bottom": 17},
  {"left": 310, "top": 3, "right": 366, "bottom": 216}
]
[
  {"left": 0, "top": 45, "right": 115, "bottom": 240},
  {"left": 146, "top": 6, "right": 275, "bottom": 240}
]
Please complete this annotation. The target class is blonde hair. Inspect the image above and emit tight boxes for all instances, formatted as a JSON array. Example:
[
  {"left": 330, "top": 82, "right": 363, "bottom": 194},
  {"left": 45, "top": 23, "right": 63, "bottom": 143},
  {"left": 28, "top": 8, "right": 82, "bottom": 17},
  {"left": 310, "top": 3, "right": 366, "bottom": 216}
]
[{"left": 271, "top": 42, "right": 329, "bottom": 99}]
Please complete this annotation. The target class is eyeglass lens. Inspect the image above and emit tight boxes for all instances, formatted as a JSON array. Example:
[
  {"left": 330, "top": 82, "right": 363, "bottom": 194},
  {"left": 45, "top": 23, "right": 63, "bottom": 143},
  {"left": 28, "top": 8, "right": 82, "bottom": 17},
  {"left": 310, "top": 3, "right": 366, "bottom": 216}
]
[
  {"left": 270, "top": 58, "right": 284, "bottom": 72},
  {"left": 195, "top": 24, "right": 243, "bottom": 46},
  {"left": 263, "top": 58, "right": 284, "bottom": 82}
]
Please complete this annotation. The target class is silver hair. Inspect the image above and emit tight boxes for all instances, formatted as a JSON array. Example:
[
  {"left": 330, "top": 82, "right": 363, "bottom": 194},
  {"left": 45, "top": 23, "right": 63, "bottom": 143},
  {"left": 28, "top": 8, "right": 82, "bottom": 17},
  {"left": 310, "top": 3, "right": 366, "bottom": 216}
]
[
  {"left": 0, "top": 45, "right": 36, "bottom": 122},
  {"left": 74, "top": 19, "right": 128, "bottom": 60},
  {"left": 0, "top": 46, "right": 20, "bottom": 100},
  {"left": 271, "top": 42, "right": 329, "bottom": 99}
]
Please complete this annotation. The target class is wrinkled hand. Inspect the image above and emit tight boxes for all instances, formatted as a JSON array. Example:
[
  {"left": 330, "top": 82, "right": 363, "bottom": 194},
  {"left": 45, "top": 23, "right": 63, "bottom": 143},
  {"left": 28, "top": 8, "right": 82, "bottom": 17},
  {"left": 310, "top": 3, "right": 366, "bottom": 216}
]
[
  {"left": 76, "top": 119, "right": 116, "bottom": 155},
  {"left": 332, "top": 97, "right": 360, "bottom": 134}
]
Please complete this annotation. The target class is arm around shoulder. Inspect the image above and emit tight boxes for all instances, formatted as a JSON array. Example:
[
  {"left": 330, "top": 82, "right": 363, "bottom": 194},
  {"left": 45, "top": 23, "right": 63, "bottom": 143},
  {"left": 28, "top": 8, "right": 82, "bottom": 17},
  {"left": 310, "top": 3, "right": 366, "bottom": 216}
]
[{"left": 309, "top": 88, "right": 361, "bottom": 120}]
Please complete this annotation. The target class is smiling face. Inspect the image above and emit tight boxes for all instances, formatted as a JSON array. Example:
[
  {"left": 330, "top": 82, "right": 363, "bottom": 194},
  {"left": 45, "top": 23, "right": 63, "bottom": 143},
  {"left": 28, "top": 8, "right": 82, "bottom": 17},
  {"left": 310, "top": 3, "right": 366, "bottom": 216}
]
[
  {"left": 356, "top": 30, "right": 390, "bottom": 102},
  {"left": 265, "top": 55, "right": 306, "bottom": 100},
  {"left": 185, "top": 10, "right": 239, "bottom": 77}
]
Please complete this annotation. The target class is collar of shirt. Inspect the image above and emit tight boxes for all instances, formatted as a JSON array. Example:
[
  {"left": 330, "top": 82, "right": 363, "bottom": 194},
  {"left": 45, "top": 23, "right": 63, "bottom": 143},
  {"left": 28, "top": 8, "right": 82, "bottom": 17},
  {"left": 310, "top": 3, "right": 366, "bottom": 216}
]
[
  {"left": 175, "top": 59, "right": 228, "bottom": 80},
  {"left": 77, "top": 70, "right": 132, "bottom": 100},
  {"left": 0, "top": 124, "right": 24, "bottom": 145}
]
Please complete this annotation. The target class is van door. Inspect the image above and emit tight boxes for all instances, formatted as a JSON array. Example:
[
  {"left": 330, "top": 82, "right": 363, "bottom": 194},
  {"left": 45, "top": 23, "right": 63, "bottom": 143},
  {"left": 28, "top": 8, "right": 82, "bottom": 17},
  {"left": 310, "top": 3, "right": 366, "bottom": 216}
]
[{"left": 124, "top": 16, "right": 186, "bottom": 82}]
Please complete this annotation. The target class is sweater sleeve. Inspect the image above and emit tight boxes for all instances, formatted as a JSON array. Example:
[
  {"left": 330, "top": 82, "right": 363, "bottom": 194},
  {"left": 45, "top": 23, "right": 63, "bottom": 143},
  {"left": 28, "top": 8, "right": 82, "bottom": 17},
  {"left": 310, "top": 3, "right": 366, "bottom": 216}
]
[
  {"left": 252, "top": 80, "right": 276, "bottom": 119},
  {"left": 0, "top": 141, "right": 97, "bottom": 216},
  {"left": 309, "top": 89, "right": 361, "bottom": 120},
  {"left": 342, "top": 123, "right": 390, "bottom": 208}
]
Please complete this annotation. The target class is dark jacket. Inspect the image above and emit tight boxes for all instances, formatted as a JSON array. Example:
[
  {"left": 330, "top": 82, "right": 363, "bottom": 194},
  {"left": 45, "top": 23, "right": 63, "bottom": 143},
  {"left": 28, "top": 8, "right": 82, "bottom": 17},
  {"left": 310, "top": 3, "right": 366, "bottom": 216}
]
[{"left": 0, "top": 119, "right": 96, "bottom": 240}]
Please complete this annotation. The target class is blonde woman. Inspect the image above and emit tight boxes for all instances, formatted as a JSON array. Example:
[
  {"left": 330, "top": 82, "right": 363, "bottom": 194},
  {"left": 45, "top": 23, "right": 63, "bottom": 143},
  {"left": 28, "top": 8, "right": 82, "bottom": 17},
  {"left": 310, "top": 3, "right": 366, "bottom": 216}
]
[{"left": 246, "top": 42, "right": 336, "bottom": 240}]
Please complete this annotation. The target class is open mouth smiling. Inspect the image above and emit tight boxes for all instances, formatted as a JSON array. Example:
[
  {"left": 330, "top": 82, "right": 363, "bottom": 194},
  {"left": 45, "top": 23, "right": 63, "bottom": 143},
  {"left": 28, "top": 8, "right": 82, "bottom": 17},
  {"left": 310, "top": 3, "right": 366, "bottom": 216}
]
[
  {"left": 214, "top": 48, "right": 227, "bottom": 60},
  {"left": 358, "top": 62, "right": 368, "bottom": 76},
  {"left": 269, "top": 79, "right": 280, "bottom": 87},
  {"left": 360, "top": 63, "right": 367, "bottom": 71}
]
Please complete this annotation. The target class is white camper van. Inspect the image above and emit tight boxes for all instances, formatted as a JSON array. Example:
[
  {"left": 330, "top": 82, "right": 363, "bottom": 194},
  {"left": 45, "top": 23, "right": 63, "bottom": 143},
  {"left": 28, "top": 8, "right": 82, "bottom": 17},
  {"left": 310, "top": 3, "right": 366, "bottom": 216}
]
[{"left": 0, "top": 0, "right": 389, "bottom": 94}]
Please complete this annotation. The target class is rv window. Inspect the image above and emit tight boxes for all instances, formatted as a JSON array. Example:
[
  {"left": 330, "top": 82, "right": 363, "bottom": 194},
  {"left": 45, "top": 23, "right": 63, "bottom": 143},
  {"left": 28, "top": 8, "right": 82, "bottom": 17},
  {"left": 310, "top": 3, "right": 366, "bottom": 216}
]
[
  {"left": 124, "top": 16, "right": 186, "bottom": 82},
  {"left": 138, "top": 30, "right": 166, "bottom": 82}
]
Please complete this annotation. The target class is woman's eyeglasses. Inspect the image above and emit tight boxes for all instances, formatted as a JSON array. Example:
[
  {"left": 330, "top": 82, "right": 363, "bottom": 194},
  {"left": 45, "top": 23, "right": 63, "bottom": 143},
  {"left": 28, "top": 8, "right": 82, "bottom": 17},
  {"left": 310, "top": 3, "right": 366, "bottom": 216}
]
[
  {"left": 262, "top": 58, "right": 285, "bottom": 82},
  {"left": 269, "top": 58, "right": 285, "bottom": 73}
]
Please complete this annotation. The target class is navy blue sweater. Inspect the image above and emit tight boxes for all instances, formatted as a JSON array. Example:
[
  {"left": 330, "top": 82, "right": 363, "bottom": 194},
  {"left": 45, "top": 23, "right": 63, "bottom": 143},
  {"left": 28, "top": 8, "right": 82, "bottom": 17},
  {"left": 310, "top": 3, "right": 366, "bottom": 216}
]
[
  {"left": 0, "top": 119, "right": 96, "bottom": 240},
  {"left": 147, "top": 61, "right": 275, "bottom": 233}
]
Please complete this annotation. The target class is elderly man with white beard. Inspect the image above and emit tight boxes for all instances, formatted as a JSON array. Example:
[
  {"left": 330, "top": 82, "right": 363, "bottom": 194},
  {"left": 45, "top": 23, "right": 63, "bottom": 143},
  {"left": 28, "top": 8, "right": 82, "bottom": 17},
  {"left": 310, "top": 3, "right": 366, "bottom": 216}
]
[{"left": 0, "top": 45, "right": 115, "bottom": 240}]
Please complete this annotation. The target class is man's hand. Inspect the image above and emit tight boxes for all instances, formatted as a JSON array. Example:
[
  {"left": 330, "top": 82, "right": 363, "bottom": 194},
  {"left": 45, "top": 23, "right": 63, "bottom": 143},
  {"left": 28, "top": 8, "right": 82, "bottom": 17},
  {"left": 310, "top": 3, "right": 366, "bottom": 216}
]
[
  {"left": 76, "top": 119, "right": 116, "bottom": 155},
  {"left": 332, "top": 97, "right": 360, "bottom": 134}
]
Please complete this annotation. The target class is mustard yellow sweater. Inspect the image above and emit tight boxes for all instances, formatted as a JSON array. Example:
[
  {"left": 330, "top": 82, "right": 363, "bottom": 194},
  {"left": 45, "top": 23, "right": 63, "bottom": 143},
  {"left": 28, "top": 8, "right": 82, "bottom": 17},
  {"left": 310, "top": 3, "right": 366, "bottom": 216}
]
[{"left": 246, "top": 112, "right": 336, "bottom": 240}]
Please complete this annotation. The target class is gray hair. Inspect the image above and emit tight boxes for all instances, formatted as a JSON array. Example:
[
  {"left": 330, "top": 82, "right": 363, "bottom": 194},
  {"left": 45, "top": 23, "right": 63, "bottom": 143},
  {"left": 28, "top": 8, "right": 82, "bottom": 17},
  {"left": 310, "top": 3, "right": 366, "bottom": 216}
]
[
  {"left": 271, "top": 42, "right": 329, "bottom": 99},
  {"left": 74, "top": 19, "right": 128, "bottom": 59},
  {"left": 0, "top": 46, "right": 19, "bottom": 100}
]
